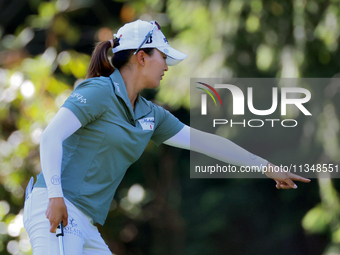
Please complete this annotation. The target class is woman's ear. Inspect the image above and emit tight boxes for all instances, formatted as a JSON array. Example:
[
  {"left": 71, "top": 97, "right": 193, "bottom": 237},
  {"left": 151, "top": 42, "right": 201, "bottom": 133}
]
[{"left": 136, "top": 50, "right": 146, "bottom": 66}]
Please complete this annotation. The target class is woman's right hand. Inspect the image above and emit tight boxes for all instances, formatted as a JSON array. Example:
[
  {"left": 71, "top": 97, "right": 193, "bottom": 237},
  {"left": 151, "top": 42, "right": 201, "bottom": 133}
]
[
  {"left": 45, "top": 197, "right": 68, "bottom": 233},
  {"left": 264, "top": 162, "right": 311, "bottom": 189}
]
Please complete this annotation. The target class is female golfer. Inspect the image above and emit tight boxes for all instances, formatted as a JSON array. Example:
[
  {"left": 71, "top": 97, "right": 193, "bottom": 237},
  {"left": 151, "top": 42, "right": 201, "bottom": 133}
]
[{"left": 23, "top": 20, "right": 310, "bottom": 254}]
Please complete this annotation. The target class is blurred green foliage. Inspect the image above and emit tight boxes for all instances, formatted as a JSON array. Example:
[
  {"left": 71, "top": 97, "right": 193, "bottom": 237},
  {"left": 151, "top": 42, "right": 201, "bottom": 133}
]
[{"left": 0, "top": 0, "right": 340, "bottom": 254}]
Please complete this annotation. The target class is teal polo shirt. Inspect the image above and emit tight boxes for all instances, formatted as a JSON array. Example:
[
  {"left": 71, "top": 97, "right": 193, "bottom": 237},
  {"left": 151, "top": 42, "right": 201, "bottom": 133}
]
[{"left": 35, "top": 69, "right": 184, "bottom": 225}]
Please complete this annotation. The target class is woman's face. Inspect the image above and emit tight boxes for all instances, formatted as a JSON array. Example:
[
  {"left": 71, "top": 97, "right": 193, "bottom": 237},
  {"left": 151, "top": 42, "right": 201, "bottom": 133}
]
[{"left": 142, "top": 49, "right": 168, "bottom": 89}]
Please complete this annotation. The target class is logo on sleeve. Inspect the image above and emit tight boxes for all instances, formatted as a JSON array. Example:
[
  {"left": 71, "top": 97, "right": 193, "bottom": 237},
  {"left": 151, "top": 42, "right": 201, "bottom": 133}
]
[
  {"left": 51, "top": 175, "right": 61, "bottom": 185},
  {"left": 249, "top": 153, "right": 257, "bottom": 160},
  {"left": 138, "top": 117, "right": 154, "bottom": 131},
  {"left": 71, "top": 92, "right": 87, "bottom": 103}
]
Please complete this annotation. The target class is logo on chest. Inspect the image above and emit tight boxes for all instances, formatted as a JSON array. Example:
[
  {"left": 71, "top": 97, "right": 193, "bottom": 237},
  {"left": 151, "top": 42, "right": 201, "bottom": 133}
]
[{"left": 138, "top": 117, "right": 155, "bottom": 131}]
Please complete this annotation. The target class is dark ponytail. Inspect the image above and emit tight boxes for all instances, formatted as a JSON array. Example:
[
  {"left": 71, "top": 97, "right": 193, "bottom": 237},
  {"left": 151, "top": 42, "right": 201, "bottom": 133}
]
[
  {"left": 86, "top": 37, "right": 155, "bottom": 79},
  {"left": 87, "top": 40, "right": 115, "bottom": 79}
]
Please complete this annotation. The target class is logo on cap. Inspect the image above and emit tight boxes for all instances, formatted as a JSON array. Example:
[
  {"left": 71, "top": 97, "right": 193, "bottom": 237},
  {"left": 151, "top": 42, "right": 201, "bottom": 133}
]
[{"left": 146, "top": 36, "right": 153, "bottom": 44}]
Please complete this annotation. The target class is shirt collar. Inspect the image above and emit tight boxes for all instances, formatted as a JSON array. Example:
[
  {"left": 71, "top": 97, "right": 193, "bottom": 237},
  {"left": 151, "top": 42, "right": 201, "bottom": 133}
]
[{"left": 109, "top": 69, "right": 151, "bottom": 120}]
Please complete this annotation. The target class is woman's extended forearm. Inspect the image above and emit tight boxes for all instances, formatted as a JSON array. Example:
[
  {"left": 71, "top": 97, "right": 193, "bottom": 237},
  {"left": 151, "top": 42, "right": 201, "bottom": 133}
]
[
  {"left": 164, "top": 125, "right": 268, "bottom": 168},
  {"left": 189, "top": 128, "right": 268, "bottom": 169}
]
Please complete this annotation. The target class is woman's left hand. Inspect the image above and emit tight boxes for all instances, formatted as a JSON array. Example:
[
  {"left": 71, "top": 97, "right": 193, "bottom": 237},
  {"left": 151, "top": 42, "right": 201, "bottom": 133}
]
[{"left": 264, "top": 162, "right": 311, "bottom": 189}]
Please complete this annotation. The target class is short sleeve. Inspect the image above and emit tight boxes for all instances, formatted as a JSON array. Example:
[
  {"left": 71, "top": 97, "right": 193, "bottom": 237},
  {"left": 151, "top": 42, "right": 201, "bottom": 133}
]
[
  {"left": 62, "top": 78, "right": 112, "bottom": 127},
  {"left": 151, "top": 104, "right": 185, "bottom": 146}
]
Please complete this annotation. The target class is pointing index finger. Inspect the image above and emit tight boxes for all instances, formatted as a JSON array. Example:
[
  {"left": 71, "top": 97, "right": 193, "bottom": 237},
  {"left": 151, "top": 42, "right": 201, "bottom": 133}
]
[{"left": 287, "top": 173, "right": 311, "bottom": 183}]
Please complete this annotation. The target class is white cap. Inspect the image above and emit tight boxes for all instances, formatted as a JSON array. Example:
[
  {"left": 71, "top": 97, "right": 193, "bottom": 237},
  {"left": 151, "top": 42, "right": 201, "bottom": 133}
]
[{"left": 112, "top": 20, "right": 187, "bottom": 66}]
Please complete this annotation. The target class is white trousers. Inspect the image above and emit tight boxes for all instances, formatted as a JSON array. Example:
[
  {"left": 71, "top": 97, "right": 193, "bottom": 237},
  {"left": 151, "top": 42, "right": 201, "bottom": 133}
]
[{"left": 23, "top": 187, "right": 112, "bottom": 255}]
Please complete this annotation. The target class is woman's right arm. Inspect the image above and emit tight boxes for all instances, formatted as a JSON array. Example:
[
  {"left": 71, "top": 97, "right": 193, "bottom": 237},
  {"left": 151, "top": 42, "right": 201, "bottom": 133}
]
[
  {"left": 40, "top": 107, "right": 82, "bottom": 233},
  {"left": 164, "top": 125, "right": 310, "bottom": 189}
]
